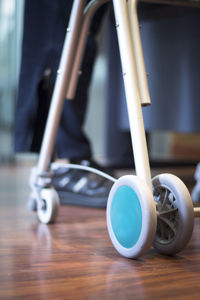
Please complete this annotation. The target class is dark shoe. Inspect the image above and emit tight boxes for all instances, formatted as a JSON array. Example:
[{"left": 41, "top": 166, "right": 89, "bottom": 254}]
[{"left": 52, "top": 160, "right": 114, "bottom": 207}]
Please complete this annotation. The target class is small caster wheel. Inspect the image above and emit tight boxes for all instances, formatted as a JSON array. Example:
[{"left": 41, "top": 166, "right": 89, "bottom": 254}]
[
  {"left": 152, "top": 173, "right": 194, "bottom": 255},
  {"left": 107, "top": 175, "right": 157, "bottom": 258},
  {"left": 37, "top": 188, "right": 60, "bottom": 224}
]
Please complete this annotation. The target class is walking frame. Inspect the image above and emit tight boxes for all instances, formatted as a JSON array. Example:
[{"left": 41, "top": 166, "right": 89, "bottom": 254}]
[{"left": 29, "top": 0, "right": 199, "bottom": 258}]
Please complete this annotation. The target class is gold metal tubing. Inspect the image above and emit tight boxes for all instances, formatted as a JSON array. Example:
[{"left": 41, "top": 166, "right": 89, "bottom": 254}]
[
  {"left": 66, "top": 0, "right": 109, "bottom": 100},
  {"left": 127, "top": 0, "right": 151, "bottom": 106}
]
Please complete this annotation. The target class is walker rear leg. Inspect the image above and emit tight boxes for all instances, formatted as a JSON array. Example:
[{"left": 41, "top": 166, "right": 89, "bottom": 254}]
[
  {"left": 29, "top": 0, "right": 109, "bottom": 223},
  {"left": 37, "top": 0, "right": 87, "bottom": 174}
]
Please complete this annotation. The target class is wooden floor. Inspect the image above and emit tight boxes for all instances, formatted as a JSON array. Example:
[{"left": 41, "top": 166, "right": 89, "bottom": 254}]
[{"left": 1, "top": 162, "right": 200, "bottom": 300}]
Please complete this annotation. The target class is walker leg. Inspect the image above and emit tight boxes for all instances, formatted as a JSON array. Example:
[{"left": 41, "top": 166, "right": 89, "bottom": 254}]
[
  {"left": 28, "top": 0, "right": 87, "bottom": 220},
  {"left": 29, "top": 0, "right": 110, "bottom": 219},
  {"left": 37, "top": 0, "right": 87, "bottom": 174},
  {"left": 112, "top": 0, "right": 151, "bottom": 189},
  {"left": 106, "top": 0, "right": 157, "bottom": 259},
  {"left": 37, "top": 0, "right": 109, "bottom": 175}
]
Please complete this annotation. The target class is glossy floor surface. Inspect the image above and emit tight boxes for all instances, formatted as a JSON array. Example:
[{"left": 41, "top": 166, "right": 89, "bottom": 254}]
[{"left": 0, "top": 162, "right": 200, "bottom": 299}]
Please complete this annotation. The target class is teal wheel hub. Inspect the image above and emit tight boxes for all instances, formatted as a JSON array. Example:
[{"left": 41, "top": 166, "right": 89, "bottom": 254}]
[{"left": 111, "top": 185, "right": 142, "bottom": 248}]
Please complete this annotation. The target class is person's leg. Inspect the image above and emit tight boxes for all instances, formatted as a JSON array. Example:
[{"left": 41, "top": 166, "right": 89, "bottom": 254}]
[
  {"left": 55, "top": 37, "right": 97, "bottom": 161},
  {"left": 15, "top": 0, "right": 107, "bottom": 162},
  {"left": 55, "top": 4, "right": 108, "bottom": 161},
  {"left": 14, "top": 0, "right": 73, "bottom": 153}
]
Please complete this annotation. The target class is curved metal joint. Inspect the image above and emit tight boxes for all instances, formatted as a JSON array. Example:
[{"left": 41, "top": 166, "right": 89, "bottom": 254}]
[{"left": 84, "top": 0, "right": 109, "bottom": 15}]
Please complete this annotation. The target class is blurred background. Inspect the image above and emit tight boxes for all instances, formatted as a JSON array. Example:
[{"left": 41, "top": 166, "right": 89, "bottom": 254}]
[
  {"left": 1, "top": 0, "right": 200, "bottom": 172},
  {"left": 0, "top": 0, "right": 24, "bottom": 163}
]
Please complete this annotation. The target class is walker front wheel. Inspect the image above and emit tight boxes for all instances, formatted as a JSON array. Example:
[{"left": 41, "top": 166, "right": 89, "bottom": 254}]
[
  {"left": 106, "top": 175, "right": 157, "bottom": 258},
  {"left": 37, "top": 188, "right": 60, "bottom": 224},
  {"left": 152, "top": 173, "right": 194, "bottom": 255}
]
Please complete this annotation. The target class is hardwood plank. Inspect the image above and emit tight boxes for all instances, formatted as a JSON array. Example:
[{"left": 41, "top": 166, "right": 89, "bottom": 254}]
[{"left": 0, "top": 163, "right": 200, "bottom": 299}]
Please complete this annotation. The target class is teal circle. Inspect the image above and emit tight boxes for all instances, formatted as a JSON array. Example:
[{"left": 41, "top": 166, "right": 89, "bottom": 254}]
[{"left": 111, "top": 185, "right": 142, "bottom": 248}]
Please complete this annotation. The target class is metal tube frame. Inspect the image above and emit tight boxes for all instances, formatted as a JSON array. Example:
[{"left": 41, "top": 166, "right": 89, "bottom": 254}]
[
  {"left": 37, "top": 0, "right": 87, "bottom": 173},
  {"left": 35, "top": 0, "right": 152, "bottom": 191},
  {"left": 127, "top": 0, "right": 151, "bottom": 106},
  {"left": 67, "top": 0, "right": 109, "bottom": 99},
  {"left": 112, "top": 0, "right": 152, "bottom": 189}
]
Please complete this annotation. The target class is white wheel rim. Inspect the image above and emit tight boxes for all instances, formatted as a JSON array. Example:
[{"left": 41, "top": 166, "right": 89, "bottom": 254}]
[
  {"left": 37, "top": 188, "right": 59, "bottom": 224},
  {"left": 107, "top": 175, "right": 156, "bottom": 258}
]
